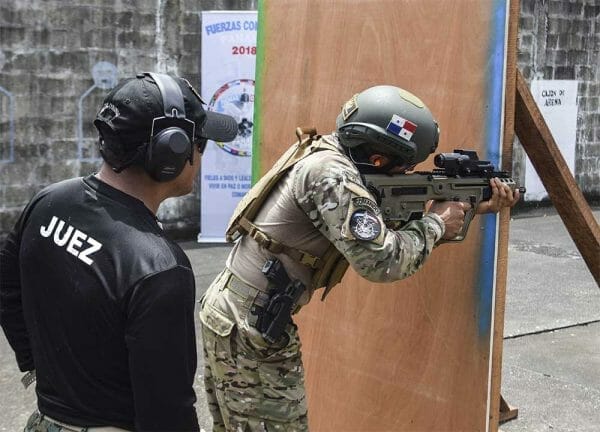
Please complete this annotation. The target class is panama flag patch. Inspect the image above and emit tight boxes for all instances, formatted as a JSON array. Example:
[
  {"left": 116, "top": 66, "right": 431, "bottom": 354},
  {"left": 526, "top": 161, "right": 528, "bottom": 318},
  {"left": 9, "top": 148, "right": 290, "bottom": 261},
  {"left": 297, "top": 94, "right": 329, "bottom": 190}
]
[{"left": 386, "top": 114, "right": 418, "bottom": 141}]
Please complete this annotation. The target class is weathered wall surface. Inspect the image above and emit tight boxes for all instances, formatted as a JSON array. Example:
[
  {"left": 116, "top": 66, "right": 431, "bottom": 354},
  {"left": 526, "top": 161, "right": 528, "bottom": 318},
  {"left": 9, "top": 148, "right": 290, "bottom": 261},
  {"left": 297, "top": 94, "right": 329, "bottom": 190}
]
[
  {"left": 0, "top": 0, "right": 597, "bottom": 241},
  {"left": 0, "top": 0, "right": 257, "bottom": 242},
  {"left": 515, "top": 0, "right": 599, "bottom": 201}
]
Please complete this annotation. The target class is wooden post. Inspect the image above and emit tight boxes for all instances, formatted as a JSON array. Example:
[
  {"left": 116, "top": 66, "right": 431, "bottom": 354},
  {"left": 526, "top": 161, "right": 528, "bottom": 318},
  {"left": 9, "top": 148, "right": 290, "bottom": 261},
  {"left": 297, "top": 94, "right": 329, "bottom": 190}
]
[
  {"left": 489, "top": 0, "right": 521, "bottom": 429},
  {"left": 515, "top": 69, "right": 600, "bottom": 285}
]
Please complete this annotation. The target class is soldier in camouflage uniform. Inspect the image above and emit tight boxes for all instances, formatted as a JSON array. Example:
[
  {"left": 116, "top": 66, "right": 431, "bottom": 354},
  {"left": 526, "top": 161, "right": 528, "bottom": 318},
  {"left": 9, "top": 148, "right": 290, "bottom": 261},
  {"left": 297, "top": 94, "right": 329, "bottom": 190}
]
[{"left": 199, "top": 86, "right": 519, "bottom": 431}]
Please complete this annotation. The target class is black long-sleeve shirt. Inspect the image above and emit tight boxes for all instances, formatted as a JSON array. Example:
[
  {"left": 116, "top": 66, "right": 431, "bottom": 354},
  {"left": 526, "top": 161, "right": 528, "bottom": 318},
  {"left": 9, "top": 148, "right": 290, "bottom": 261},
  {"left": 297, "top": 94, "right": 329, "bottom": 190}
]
[{"left": 0, "top": 175, "right": 199, "bottom": 431}]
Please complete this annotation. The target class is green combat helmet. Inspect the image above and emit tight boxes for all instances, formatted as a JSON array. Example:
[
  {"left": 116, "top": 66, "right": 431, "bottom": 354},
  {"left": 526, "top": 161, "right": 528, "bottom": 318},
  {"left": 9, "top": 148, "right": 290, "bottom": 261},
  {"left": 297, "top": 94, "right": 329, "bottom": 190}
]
[{"left": 336, "top": 85, "right": 440, "bottom": 172}]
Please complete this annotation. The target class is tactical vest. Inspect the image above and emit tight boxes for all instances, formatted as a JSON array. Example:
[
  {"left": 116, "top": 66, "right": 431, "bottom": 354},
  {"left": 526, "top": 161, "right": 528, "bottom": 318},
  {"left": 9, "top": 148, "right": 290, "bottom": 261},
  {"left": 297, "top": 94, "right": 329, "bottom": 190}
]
[{"left": 226, "top": 127, "right": 349, "bottom": 300}]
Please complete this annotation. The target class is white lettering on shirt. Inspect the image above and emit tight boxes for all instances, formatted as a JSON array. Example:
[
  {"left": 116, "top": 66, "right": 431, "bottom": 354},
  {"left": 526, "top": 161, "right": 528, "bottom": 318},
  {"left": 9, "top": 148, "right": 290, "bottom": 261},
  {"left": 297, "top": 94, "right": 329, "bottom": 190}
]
[
  {"left": 77, "top": 236, "right": 102, "bottom": 265},
  {"left": 53, "top": 220, "right": 73, "bottom": 246},
  {"left": 39, "top": 216, "right": 103, "bottom": 265},
  {"left": 66, "top": 229, "right": 86, "bottom": 256},
  {"left": 40, "top": 216, "right": 58, "bottom": 237}
]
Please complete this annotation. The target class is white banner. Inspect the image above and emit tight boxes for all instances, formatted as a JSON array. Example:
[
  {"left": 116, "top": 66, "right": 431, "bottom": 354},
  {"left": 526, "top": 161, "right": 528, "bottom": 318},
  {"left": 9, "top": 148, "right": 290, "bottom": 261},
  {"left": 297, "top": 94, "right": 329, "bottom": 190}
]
[
  {"left": 525, "top": 80, "right": 578, "bottom": 201},
  {"left": 199, "top": 11, "right": 257, "bottom": 242}
]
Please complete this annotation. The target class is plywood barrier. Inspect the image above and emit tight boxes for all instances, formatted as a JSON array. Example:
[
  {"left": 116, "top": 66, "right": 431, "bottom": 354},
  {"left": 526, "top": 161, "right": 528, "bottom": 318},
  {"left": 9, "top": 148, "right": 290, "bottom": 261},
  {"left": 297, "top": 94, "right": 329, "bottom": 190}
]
[{"left": 254, "top": 1, "right": 515, "bottom": 430}]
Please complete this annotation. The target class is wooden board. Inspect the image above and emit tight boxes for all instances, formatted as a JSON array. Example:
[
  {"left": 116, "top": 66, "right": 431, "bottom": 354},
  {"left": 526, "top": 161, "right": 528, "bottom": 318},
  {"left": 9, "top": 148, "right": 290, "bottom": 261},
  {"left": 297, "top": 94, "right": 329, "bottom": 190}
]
[{"left": 253, "top": 1, "right": 514, "bottom": 430}]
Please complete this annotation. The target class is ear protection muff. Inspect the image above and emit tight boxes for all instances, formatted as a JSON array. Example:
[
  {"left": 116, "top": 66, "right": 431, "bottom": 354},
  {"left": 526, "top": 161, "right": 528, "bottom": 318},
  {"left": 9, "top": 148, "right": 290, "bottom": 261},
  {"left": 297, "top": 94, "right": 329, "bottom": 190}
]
[{"left": 144, "top": 72, "right": 196, "bottom": 182}]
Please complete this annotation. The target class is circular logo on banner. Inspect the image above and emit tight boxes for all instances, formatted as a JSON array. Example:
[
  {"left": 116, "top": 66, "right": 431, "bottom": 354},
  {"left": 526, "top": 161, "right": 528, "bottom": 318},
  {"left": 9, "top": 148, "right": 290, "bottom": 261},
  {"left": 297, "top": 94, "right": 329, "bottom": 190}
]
[
  {"left": 349, "top": 209, "right": 382, "bottom": 241},
  {"left": 208, "top": 79, "right": 255, "bottom": 157}
]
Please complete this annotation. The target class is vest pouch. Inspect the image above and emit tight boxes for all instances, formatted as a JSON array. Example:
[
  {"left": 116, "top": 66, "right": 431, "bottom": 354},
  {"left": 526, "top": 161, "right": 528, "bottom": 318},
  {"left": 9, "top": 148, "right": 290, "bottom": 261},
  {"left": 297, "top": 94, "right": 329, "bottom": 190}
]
[
  {"left": 320, "top": 254, "right": 350, "bottom": 301},
  {"left": 311, "top": 243, "right": 350, "bottom": 297}
]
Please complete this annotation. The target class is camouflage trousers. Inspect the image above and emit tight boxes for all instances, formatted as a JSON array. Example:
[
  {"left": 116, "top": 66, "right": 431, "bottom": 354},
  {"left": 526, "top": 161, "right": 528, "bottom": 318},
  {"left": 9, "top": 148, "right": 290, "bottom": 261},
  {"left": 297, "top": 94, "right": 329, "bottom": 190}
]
[
  {"left": 200, "top": 270, "right": 309, "bottom": 432},
  {"left": 24, "top": 411, "right": 131, "bottom": 431}
]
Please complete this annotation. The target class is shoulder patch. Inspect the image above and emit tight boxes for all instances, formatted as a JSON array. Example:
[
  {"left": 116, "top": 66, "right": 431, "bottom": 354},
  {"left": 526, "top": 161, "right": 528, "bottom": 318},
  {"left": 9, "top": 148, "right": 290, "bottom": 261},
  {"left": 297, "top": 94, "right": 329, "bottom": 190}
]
[
  {"left": 352, "top": 197, "right": 381, "bottom": 215},
  {"left": 349, "top": 209, "right": 382, "bottom": 241}
]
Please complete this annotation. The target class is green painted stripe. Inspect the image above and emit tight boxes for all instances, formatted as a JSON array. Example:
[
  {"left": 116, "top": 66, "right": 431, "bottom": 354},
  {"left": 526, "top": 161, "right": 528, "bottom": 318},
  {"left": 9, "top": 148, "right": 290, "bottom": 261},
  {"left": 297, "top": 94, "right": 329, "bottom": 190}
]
[{"left": 252, "top": 0, "right": 267, "bottom": 184}]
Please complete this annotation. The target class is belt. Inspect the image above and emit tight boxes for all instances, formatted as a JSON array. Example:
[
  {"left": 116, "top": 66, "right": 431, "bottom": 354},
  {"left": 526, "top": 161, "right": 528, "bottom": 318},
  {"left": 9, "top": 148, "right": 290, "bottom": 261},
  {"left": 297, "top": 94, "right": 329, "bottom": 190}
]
[
  {"left": 29, "top": 411, "right": 132, "bottom": 432},
  {"left": 223, "top": 271, "right": 271, "bottom": 326},
  {"left": 224, "top": 271, "right": 270, "bottom": 308}
]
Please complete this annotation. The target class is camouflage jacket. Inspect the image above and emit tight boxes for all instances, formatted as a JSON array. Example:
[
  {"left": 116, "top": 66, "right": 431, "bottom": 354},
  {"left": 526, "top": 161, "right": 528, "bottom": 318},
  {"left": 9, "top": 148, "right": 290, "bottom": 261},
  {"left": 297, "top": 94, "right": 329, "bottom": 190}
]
[{"left": 227, "top": 134, "right": 445, "bottom": 307}]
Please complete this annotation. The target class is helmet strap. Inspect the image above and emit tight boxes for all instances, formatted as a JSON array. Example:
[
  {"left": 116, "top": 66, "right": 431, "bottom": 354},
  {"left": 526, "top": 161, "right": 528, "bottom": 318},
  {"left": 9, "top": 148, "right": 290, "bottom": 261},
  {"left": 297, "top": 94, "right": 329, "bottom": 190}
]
[
  {"left": 344, "top": 148, "right": 388, "bottom": 174},
  {"left": 347, "top": 147, "right": 376, "bottom": 168},
  {"left": 346, "top": 147, "right": 402, "bottom": 174}
]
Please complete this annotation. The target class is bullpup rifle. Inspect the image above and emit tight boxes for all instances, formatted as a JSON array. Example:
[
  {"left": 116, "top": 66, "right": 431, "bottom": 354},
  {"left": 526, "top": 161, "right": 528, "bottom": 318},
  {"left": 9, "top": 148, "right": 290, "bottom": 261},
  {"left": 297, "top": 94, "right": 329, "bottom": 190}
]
[{"left": 364, "top": 150, "right": 525, "bottom": 242}]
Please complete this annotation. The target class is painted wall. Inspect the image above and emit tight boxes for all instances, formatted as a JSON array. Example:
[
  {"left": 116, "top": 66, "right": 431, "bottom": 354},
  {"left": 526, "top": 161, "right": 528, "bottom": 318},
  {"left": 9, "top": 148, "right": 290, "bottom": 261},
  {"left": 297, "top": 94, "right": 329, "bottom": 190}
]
[
  {"left": 0, "top": 0, "right": 257, "bottom": 242},
  {"left": 515, "top": 0, "right": 599, "bottom": 202}
]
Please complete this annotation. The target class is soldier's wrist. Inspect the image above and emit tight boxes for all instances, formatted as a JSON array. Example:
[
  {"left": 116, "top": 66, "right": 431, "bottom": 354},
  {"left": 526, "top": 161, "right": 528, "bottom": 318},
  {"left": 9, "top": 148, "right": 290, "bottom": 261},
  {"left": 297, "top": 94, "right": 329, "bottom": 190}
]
[{"left": 423, "top": 213, "right": 445, "bottom": 243}]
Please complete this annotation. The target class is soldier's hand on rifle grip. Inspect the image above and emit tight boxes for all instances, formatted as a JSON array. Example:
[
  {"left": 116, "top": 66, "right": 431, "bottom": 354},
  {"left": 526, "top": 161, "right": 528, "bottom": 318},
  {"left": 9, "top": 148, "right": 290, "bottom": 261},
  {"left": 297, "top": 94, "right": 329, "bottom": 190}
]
[
  {"left": 429, "top": 201, "right": 470, "bottom": 240},
  {"left": 476, "top": 177, "right": 520, "bottom": 214}
]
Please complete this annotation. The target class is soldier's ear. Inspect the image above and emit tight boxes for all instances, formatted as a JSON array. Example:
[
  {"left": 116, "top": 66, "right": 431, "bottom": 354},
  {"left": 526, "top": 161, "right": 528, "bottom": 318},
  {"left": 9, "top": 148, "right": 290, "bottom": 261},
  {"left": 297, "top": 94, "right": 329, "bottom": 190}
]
[{"left": 368, "top": 154, "right": 388, "bottom": 167}]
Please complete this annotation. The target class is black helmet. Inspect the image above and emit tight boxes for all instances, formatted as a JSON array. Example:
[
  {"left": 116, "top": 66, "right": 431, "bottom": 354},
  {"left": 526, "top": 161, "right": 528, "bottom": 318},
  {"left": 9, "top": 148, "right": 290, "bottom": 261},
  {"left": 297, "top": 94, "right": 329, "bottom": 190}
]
[{"left": 336, "top": 85, "right": 439, "bottom": 171}]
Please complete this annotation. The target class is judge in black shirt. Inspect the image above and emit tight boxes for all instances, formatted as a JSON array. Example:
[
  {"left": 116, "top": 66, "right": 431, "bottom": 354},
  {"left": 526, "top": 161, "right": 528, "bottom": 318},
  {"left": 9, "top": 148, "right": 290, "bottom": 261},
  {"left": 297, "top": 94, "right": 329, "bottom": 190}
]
[{"left": 0, "top": 73, "right": 237, "bottom": 431}]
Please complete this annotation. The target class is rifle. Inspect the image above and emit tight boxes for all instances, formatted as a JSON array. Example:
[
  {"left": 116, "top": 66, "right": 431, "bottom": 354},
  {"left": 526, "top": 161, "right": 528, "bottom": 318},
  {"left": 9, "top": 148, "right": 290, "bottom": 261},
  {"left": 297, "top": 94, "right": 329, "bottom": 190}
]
[
  {"left": 364, "top": 149, "right": 525, "bottom": 242},
  {"left": 256, "top": 258, "right": 305, "bottom": 344}
]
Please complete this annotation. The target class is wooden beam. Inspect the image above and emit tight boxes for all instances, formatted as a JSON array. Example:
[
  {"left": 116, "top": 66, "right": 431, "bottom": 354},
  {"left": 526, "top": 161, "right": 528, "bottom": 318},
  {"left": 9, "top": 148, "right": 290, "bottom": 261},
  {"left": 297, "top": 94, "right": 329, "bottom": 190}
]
[
  {"left": 499, "top": 395, "right": 519, "bottom": 424},
  {"left": 515, "top": 69, "right": 600, "bottom": 286},
  {"left": 489, "top": 0, "right": 521, "bottom": 429}
]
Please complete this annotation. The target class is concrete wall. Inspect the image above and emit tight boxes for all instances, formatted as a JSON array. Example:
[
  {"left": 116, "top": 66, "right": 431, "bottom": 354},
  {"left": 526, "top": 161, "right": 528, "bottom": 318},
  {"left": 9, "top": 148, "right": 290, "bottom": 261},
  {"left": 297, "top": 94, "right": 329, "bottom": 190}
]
[
  {"left": 0, "top": 0, "right": 257, "bottom": 242},
  {"left": 515, "top": 0, "right": 599, "bottom": 202},
  {"left": 0, "top": 0, "right": 597, "bottom": 241}
]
